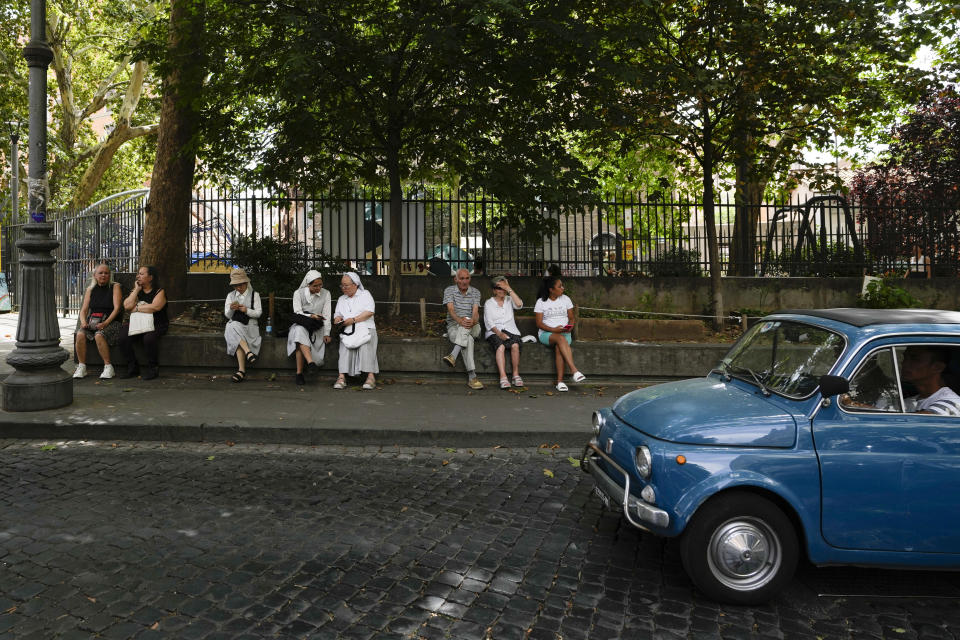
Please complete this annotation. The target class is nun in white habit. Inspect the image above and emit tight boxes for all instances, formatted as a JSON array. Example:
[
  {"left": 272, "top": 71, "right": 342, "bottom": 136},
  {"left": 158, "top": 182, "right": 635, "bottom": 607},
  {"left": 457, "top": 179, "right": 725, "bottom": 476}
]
[
  {"left": 224, "top": 269, "right": 262, "bottom": 383},
  {"left": 286, "top": 269, "right": 332, "bottom": 385},
  {"left": 333, "top": 272, "right": 378, "bottom": 390}
]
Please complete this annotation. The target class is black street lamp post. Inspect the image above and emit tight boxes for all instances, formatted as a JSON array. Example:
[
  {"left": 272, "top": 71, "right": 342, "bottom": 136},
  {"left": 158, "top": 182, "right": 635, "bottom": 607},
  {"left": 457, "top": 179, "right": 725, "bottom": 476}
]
[
  {"left": 2, "top": 0, "right": 72, "bottom": 410},
  {"left": 6, "top": 122, "right": 19, "bottom": 220}
]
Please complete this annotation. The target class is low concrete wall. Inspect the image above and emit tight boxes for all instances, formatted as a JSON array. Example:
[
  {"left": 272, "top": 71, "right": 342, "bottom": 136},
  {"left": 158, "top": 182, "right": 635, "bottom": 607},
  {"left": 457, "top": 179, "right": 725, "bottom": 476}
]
[
  {"left": 147, "top": 273, "right": 960, "bottom": 317},
  {"left": 80, "top": 334, "right": 731, "bottom": 380}
]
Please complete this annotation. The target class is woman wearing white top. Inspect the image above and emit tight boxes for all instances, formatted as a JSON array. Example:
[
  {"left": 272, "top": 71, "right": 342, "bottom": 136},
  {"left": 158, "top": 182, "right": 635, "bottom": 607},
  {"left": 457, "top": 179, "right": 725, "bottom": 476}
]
[
  {"left": 483, "top": 276, "right": 524, "bottom": 389},
  {"left": 905, "top": 244, "right": 931, "bottom": 279},
  {"left": 224, "top": 269, "right": 263, "bottom": 383},
  {"left": 534, "top": 275, "right": 586, "bottom": 392},
  {"left": 287, "top": 269, "right": 332, "bottom": 386},
  {"left": 333, "top": 272, "right": 378, "bottom": 390}
]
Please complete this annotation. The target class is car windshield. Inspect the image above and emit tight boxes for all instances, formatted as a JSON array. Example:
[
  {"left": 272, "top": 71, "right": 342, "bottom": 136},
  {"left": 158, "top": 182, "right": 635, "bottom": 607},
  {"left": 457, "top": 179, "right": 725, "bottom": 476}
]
[{"left": 721, "top": 320, "right": 845, "bottom": 398}]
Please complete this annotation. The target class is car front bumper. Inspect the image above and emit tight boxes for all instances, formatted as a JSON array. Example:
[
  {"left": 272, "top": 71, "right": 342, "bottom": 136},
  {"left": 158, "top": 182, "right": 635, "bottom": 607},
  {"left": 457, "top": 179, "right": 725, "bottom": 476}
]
[{"left": 582, "top": 438, "right": 670, "bottom": 531}]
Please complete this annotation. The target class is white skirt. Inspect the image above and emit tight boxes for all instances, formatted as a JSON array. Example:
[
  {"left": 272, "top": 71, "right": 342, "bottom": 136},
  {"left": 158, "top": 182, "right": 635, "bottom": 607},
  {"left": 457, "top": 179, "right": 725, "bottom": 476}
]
[
  {"left": 338, "top": 329, "right": 379, "bottom": 375},
  {"left": 286, "top": 324, "right": 326, "bottom": 364},
  {"left": 224, "top": 320, "right": 262, "bottom": 356}
]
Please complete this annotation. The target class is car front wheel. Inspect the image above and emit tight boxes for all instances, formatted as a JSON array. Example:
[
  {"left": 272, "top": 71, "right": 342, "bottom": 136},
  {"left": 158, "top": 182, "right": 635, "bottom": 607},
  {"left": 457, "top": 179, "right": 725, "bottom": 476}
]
[{"left": 680, "top": 493, "right": 798, "bottom": 605}]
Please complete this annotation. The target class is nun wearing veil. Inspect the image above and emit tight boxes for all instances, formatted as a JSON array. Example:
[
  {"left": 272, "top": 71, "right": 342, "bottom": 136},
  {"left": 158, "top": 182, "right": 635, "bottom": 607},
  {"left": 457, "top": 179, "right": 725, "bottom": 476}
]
[
  {"left": 332, "top": 272, "right": 379, "bottom": 390},
  {"left": 286, "top": 269, "right": 332, "bottom": 386}
]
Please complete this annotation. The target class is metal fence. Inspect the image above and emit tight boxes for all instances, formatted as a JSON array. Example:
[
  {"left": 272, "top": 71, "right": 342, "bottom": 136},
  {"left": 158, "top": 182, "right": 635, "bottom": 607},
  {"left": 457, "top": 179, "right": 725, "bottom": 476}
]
[{"left": 3, "top": 187, "right": 955, "bottom": 314}]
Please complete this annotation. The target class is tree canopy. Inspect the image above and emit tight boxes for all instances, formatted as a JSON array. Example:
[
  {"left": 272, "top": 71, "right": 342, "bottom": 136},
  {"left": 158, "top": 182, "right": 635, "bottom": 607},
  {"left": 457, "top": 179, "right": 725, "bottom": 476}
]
[
  {"left": 197, "top": 0, "right": 607, "bottom": 309},
  {"left": 852, "top": 86, "right": 960, "bottom": 274},
  {"left": 0, "top": 0, "right": 161, "bottom": 216}
]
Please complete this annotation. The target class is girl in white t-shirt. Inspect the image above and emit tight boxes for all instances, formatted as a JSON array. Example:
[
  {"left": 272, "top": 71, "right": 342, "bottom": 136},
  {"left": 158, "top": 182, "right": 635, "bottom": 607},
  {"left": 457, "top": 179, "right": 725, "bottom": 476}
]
[{"left": 534, "top": 276, "right": 586, "bottom": 392}]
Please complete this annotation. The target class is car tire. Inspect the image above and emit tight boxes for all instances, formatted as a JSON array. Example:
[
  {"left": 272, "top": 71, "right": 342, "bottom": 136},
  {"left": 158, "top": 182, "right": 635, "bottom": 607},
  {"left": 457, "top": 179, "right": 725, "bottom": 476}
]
[{"left": 680, "top": 492, "right": 798, "bottom": 605}]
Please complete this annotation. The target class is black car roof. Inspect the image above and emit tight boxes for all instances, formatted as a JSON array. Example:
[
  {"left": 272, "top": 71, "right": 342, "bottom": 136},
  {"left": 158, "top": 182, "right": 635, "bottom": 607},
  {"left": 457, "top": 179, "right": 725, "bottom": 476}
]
[{"left": 773, "top": 308, "right": 960, "bottom": 327}]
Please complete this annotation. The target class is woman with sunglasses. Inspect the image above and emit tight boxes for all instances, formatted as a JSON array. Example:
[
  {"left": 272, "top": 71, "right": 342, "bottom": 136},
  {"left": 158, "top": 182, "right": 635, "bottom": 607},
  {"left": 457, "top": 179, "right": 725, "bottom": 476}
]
[{"left": 483, "top": 276, "right": 524, "bottom": 389}]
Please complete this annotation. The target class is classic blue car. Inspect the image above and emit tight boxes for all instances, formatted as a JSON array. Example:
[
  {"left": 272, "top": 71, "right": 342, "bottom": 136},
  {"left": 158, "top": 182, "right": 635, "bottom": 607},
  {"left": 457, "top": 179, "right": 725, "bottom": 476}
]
[{"left": 583, "top": 308, "right": 960, "bottom": 604}]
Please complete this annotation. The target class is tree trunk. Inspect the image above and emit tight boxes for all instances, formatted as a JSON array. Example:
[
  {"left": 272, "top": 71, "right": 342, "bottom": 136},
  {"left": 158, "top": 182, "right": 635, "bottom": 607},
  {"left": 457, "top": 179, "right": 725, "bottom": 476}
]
[
  {"left": 140, "top": 0, "right": 204, "bottom": 301},
  {"left": 730, "top": 152, "right": 765, "bottom": 277},
  {"left": 387, "top": 148, "right": 403, "bottom": 316},
  {"left": 701, "top": 121, "right": 724, "bottom": 329}
]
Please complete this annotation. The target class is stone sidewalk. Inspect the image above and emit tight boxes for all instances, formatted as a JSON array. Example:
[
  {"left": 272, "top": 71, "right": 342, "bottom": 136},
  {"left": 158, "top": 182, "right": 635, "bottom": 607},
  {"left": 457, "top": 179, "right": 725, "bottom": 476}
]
[
  {"left": 0, "top": 312, "right": 645, "bottom": 447},
  {"left": 0, "top": 373, "right": 633, "bottom": 447}
]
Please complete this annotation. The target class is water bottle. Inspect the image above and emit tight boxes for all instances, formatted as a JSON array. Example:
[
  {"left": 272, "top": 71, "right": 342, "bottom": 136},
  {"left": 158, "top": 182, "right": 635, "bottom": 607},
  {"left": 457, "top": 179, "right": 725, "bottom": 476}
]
[{"left": 265, "top": 315, "right": 273, "bottom": 337}]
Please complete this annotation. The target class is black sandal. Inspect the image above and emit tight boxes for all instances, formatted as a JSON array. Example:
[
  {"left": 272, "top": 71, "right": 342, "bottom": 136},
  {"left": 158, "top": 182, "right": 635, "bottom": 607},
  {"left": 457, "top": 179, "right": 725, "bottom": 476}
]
[
  {"left": 245, "top": 351, "right": 258, "bottom": 365},
  {"left": 232, "top": 370, "right": 246, "bottom": 383}
]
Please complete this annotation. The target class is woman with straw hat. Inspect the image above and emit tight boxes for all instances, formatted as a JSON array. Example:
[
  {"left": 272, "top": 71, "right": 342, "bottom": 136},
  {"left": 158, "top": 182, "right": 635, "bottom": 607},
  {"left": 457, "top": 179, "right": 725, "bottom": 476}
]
[{"left": 224, "top": 268, "right": 263, "bottom": 382}]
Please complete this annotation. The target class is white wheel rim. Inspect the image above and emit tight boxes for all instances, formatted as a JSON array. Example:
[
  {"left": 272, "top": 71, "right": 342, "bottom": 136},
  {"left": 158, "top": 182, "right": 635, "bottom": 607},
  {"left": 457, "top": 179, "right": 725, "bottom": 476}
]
[{"left": 707, "top": 516, "right": 782, "bottom": 592}]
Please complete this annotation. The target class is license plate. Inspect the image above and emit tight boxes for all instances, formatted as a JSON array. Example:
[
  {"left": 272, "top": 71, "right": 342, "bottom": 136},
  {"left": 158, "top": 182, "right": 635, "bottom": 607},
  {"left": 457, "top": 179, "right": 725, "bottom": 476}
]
[{"left": 593, "top": 485, "right": 615, "bottom": 511}]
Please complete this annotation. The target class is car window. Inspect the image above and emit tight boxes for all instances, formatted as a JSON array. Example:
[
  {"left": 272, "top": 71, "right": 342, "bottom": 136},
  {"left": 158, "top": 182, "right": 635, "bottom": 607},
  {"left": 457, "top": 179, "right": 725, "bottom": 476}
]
[
  {"left": 722, "top": 320, "right": 845, "bottom": 398},
  {"left": 840, "top": 348, "right": 903, "bottom": 413}
]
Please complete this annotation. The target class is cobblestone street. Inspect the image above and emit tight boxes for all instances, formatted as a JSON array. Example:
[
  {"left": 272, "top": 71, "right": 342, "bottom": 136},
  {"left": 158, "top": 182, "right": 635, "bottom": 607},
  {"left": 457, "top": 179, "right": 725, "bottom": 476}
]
[{"left": 1, "top": 440, "right": 959, "bottom": 639}]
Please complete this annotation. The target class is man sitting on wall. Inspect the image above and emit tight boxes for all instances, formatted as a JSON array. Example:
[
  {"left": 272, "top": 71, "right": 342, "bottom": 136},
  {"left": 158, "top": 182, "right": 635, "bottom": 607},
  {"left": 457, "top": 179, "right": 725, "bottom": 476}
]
[{"left": 442, "top": 268, "right": 484, "bottom": 390}]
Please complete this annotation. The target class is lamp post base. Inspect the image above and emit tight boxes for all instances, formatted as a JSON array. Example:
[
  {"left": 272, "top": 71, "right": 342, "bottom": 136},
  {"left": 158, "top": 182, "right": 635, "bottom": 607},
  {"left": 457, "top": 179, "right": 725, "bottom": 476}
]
[{"left": 2, "top": 368, "right": 72, "bottom": 412}]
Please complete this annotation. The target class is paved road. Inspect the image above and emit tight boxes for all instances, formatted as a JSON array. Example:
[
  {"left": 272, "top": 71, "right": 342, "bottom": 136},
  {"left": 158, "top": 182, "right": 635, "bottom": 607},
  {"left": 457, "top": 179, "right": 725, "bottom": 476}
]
[{"left": 2, "top": 441, "right": 960, "bottom": 639}]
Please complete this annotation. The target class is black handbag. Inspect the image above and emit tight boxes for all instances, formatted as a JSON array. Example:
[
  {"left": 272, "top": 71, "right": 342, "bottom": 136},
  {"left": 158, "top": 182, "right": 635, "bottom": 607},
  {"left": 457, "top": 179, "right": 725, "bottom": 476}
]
[
  {"left": 290, "top": 313, "right": 323, "bottom": 333},
  {"left": 229, "top": 289, "right": 256, "bottom": 325}
]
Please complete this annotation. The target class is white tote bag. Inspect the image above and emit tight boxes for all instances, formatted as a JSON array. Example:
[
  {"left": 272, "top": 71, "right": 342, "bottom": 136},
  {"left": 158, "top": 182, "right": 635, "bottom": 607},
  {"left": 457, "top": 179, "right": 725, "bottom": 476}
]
[
  {"left": 340, "top": 325, "right": 371, "bottom": 349},
  {"left": 128, "top": 311, "right": 155, "bottom": 336}
]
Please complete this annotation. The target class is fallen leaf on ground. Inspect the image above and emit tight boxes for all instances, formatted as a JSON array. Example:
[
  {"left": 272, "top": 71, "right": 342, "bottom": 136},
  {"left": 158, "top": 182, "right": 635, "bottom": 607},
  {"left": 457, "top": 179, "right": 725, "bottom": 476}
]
[
  {"left": 568, "top": 457, "right": 581, "bottom": 467},
  {"left": 41, "top": 445, "right": 56, "bottom": 451},
  {"left": 206, "top": 455, "right": 215, "bottom": 461},
  {"left": 543, "top": 469, "right": 554, "bottom": 478},
  {"left": 445, "top": 448, "right": 457, "bottom": 453},
  {"left": 442, "top": 460, "right": 450, "bottom": 466}
]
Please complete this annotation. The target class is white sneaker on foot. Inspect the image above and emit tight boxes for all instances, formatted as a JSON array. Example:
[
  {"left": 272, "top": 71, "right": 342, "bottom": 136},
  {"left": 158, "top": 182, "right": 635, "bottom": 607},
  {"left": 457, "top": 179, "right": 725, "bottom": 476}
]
[
  {"left": 572, "top": 371, "right": 586, "bottom": 383},
  {"left": 100, "top": 364, "right": 115, "bottom": 379},
  {"left": 73, "top": 363, "right": 87, "bottom": 379},
  {"left": 556, "top": 381, "right": 569, "bottom": 392}
]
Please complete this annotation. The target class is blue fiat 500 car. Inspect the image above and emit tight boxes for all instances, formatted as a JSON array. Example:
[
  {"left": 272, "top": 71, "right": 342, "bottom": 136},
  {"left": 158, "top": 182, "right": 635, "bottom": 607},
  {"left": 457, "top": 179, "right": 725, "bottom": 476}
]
[{"left": 583, "top": 308, "right": 960, "bottom": 604}]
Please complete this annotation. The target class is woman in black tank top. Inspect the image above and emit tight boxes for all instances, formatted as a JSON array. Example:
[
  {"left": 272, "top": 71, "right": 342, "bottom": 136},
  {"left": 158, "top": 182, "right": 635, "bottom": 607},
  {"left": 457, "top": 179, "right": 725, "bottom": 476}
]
[
  {"left": 73, "top": 263, "right": 122, "bottom": 379},
  {"left": 119, "top": 265, "right": 168, "bottom": 380}
]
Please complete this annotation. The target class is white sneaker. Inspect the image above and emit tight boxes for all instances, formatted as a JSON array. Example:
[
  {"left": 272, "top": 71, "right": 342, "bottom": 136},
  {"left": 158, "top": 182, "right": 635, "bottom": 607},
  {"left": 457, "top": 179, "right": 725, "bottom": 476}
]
[
  {"left": 100, "top": 364, "right": 115, "bottom": 379},
  {"left": 73, "top": 363, "right": 87, "bottom": 379}
]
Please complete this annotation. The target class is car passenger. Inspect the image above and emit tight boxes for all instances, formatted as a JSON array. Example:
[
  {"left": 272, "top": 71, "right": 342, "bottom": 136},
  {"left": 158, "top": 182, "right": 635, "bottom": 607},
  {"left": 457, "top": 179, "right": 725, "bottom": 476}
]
[{"left": 900, "top": 345, "right": 960, "bottom": 415}]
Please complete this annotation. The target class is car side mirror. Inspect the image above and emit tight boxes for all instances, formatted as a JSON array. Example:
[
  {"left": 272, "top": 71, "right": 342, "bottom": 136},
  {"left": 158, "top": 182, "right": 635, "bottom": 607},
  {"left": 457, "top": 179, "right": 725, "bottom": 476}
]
[{"left": 819, "top": 375, "right": 849, "bottom": 397}]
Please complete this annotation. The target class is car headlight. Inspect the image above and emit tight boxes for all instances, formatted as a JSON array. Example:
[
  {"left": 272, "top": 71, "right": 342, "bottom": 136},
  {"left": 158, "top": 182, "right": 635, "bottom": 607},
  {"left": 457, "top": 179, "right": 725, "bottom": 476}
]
[
  {"left": 591, "top": 411, "right": 604, "bottom": 435},
  {"left": 635, "top": 446, "right": 652, "bottom": 479}
]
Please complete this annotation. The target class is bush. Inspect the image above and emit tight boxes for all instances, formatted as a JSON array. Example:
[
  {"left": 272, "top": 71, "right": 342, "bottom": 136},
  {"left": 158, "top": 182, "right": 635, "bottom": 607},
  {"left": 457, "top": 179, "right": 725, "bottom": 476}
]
[
  {"left": 230, "top": 236, "right": 350, "bottom": 329},
  {"left": 856, "top": 277, "right": 920, "bottom": 309},
  {"left": 765, "top": 242, "right": 866, "bottom": 277},
  {"left": 648, "top": 248, "right": 703, "bottom": 277}
]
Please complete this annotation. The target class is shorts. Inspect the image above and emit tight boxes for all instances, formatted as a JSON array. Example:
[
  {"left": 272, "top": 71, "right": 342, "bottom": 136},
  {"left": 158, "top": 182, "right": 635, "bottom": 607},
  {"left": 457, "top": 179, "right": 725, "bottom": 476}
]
[
  {"left": 75, "top": 317, "right": 121, "bottom": 347},
  {"left": 538, "top": 329, "right": 571, "bottom": 346},
  {"left": 486, "top": 330, "right": 521, "bottom": 351}
]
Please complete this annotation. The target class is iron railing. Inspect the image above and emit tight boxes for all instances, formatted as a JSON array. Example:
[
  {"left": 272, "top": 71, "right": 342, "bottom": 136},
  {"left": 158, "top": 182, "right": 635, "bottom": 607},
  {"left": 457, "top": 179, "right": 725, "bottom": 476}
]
[{"left": 3, "top": 187, "right": 955, "bottom": 314}]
